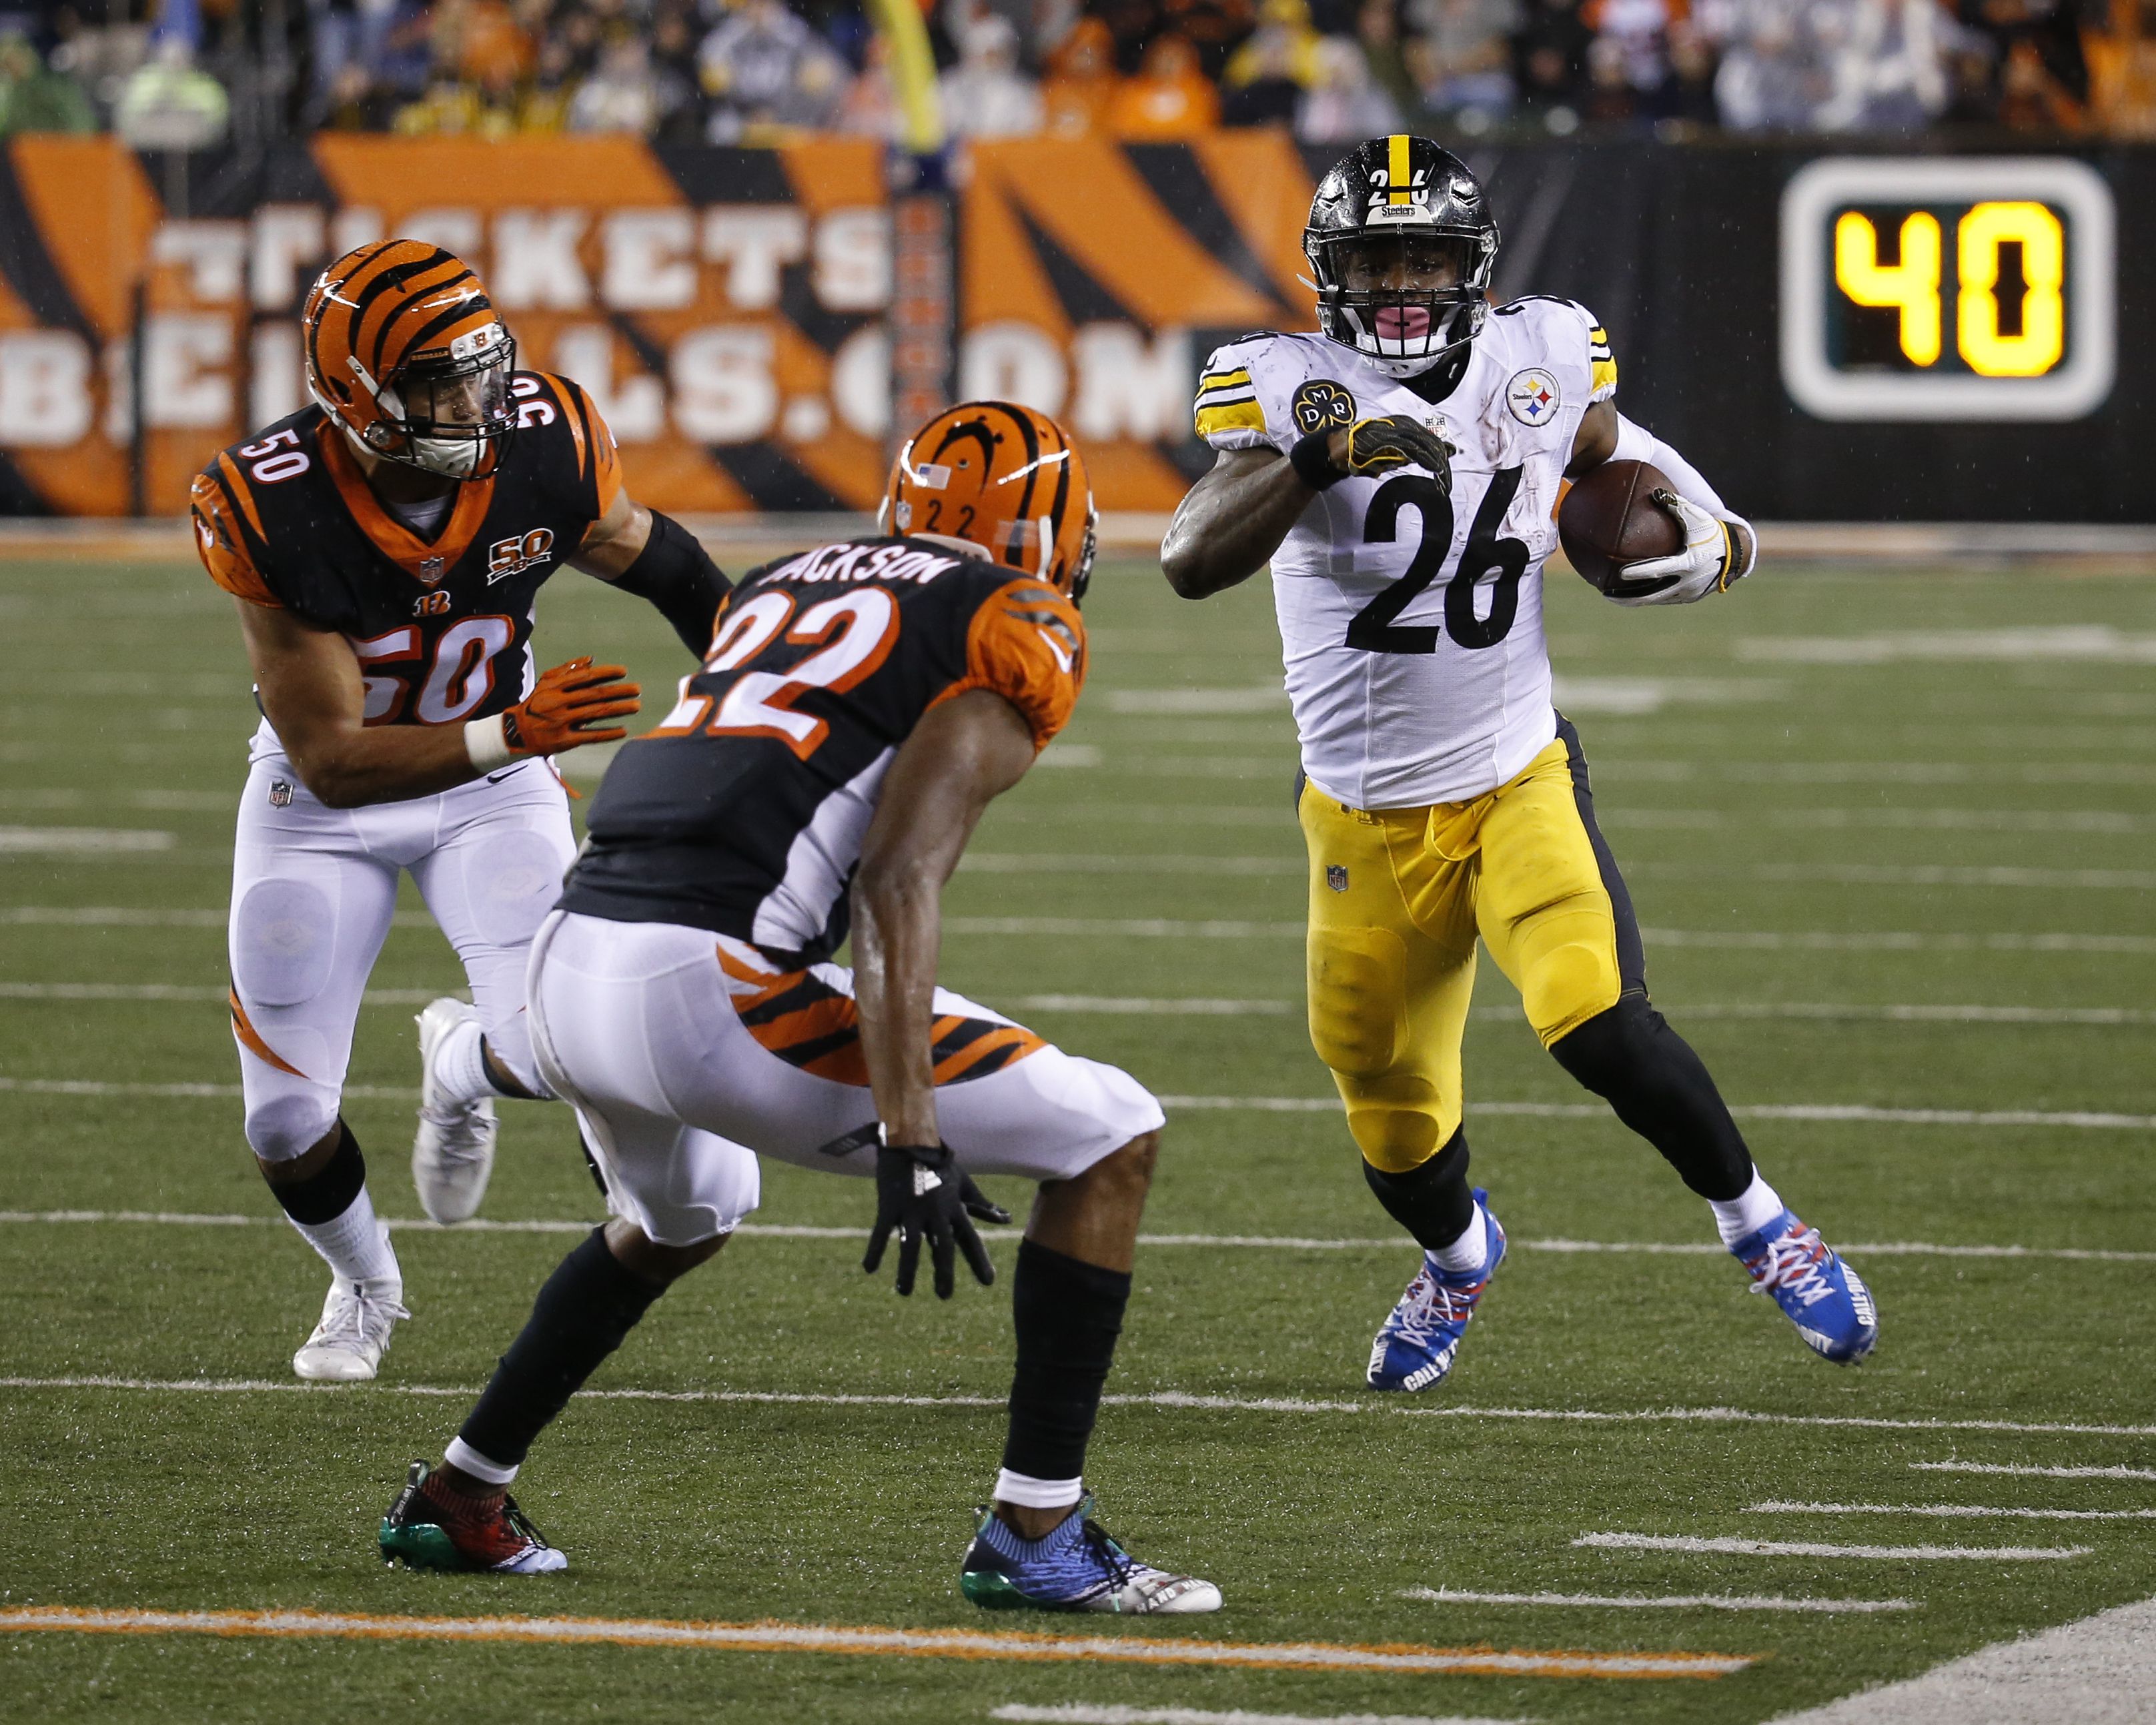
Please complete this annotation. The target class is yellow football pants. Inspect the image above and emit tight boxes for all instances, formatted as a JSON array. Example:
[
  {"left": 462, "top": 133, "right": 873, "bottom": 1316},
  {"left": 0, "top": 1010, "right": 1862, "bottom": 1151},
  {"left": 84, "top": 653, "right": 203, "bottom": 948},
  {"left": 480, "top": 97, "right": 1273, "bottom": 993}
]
[{"left": 1298, "top": 720, "right": 1644, "bottom": 1173}]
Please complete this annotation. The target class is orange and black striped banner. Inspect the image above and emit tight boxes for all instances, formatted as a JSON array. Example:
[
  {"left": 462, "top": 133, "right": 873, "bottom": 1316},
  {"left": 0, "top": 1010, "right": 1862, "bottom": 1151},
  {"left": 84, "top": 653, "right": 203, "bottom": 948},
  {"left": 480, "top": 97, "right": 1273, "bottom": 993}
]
[{"left": 0, "top": 134, "right": 1319, "bottom": 518}]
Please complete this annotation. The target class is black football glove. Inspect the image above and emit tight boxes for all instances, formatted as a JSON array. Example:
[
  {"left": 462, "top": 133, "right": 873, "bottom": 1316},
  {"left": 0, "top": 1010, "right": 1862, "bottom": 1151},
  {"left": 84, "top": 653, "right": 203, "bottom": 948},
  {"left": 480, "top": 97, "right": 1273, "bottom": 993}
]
[
  {"left": 1340, "top": 416, "right": 1456, "bottom": 488},
  {"left": 863, "top": 1141, "right": 998, "bottom": 1299}
]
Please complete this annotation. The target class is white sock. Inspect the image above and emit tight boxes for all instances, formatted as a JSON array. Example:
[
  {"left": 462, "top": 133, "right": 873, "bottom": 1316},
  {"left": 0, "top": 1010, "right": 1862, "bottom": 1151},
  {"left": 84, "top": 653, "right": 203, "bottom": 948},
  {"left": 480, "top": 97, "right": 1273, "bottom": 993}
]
[
  {"left": 993, "top": 1469, "right": 1084, "bottom": 1510},
  {"left": 445, "top": 1436, "right": 518, "bottom": 1486},
  {"left": 1432, "top": 1201, "right": 1488, "bottom": 1275},
  {"left": 1708, "top": 1171, "right": 1786, "bottom": 1249},
  {"left": 430, "top": 1015, "right": 497, "bottom": 1107},
  {"left": 289, "top": 1184, "right": 400, "bottom": 1287}
]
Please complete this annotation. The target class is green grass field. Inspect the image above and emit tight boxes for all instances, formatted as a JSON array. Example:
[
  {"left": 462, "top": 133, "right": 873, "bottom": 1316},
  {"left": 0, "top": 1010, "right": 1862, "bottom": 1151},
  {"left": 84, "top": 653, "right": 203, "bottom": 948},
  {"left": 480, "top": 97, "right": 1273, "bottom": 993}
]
[{"left": 1, "top": 544, "right": 2152, "bottom": 1724}]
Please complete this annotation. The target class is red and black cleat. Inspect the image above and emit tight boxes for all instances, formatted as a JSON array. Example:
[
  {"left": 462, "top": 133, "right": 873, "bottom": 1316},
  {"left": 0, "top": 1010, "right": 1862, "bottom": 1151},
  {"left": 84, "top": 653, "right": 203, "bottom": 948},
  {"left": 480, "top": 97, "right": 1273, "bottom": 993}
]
[{"left": 378, "top": 1460, "right": 568, "bottom": 1574}]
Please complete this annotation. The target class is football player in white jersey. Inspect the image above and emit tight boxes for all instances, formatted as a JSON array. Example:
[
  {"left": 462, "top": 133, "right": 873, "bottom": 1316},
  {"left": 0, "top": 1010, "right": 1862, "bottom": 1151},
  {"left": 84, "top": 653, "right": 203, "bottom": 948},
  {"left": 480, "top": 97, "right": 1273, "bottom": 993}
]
[{"left": 1161, "top": 136, "right": 1877, "bottom": 1388}]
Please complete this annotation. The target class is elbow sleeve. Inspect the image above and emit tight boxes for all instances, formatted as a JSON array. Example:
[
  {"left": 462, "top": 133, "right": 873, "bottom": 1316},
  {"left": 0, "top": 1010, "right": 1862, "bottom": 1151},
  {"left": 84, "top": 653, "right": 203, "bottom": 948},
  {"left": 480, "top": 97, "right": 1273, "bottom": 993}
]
[
  {"left": 610, "top": 511, "right": 732, "bottom": 657},
  {"left": 1613, "top": 413, "right": 1730, "bottom": 520}
]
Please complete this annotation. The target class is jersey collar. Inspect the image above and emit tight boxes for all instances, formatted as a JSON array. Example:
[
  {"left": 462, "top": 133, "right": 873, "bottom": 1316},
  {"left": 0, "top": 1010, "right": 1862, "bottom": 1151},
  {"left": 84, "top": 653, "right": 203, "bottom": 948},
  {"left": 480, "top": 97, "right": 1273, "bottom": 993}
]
[{"left": 319, "top": 422, "right": 496, "bottom": 583}]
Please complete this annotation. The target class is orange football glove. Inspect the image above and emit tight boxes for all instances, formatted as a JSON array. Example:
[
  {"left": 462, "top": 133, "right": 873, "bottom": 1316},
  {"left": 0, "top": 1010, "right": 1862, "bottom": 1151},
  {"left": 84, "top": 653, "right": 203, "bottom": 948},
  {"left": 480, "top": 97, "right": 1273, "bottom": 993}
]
[{"left": 501, "top": 657, "right": 640, "bottom": 755}]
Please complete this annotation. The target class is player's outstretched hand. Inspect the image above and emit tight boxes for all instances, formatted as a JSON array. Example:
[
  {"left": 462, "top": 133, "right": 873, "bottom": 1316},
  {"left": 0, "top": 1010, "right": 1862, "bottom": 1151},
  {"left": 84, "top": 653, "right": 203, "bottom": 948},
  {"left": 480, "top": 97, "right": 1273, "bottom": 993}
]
[
  {"left": 864, "top": 1141, "right": 996, "bottom": 1299},
  {"left": 1606, "top": 492, "right": 1755, "bottom": 608},
  {"left": 1338, "top": 416, "right": 1456, "bottom": 490},
  {"left": 503, "top": 656, "right": 642, "bottom": 755}
]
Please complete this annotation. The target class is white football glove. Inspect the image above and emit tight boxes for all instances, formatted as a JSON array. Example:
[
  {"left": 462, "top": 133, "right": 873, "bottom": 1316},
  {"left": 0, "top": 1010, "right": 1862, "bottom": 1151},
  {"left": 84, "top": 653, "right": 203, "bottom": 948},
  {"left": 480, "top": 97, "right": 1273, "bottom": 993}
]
[{"left": 1606, "top": 490, "right": 1756, "bottom": 608}]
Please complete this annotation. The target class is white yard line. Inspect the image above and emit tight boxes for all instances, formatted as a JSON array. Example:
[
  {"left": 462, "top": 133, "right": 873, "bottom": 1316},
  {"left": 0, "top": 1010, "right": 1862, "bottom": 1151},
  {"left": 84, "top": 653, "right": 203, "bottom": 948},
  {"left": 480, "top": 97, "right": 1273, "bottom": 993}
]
[
  {"left": 0, "top": 983, "right": 452, "bottom": 1007},
  {"left": 0, "top": 827, "right": 174, "bottom": 852},
  {"left": 1160, "top": 1096, "right": 2156, "bottom": 1131},
  {"left": 1643, "top": 928, "right": 2156, "bottom": 955},
  {"left": 1763, "top": 1593, "right": 2156, "bottom": 1724},
  {"left": 1747, "top": 1502, "right": 2156, "bottom": 1522},
  {"left": 1610, "top": 808, "right": 2155, "bottom": 834},
  {"left": 19, "top": 983, "right": 2145, "bottom": 1027},
  {"left": 11, "top": 907, "right": 2151, "bottom": 957},
  {"left": 993, "top": 1708, "right": 1520, "bottom": 1725},
  {"left": 4, "top": 1209, "right": 2148, "bottom": 1262},
  {"left": 3, "top": 1077, "right": 2150, "bottom": 1131},
  {"left": 1911, "top": 1462, "right": 2156, "bottom": 1482},
  {"left": 1574, "top": 1534, "right": 2086, "bottom": 1561},
  {"left": 1402, "top": 1587, "right": 1915, "bottom": 1615},
  {"left": 3, "top": 1376, "right": 2151, "bottom": 1438}
]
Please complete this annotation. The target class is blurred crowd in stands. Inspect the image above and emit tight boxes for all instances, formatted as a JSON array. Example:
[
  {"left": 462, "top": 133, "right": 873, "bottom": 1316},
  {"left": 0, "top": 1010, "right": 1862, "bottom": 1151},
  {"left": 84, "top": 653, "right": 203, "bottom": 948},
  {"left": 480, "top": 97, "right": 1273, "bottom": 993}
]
[{"left": 8, "top": 0, "right": 2156, "bottom": 146}]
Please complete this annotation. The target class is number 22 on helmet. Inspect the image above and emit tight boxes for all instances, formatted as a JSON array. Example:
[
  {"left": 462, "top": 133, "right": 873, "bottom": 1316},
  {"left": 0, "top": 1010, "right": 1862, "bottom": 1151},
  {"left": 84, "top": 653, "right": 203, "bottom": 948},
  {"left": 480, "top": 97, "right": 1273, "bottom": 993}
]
[
  {"left": 879, "top": 401, "right": 1098, "bottom": 604},
  {"left": 303, "top": 239, "right": 518, "bottom": 481}
]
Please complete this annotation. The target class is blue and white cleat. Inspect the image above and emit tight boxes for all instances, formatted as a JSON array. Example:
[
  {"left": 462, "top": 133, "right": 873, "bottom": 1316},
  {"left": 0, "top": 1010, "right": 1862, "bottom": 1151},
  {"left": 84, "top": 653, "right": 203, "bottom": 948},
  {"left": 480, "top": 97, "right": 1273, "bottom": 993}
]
[
  {"left": 1366, "top": 1187, "right": 1506, "bottom": 1393},
  {"left": 960, "top": 1496, "right": 1221, "bottom": 1614},
  {"left": 1733, "top": 1209, "right": 1878, "bottom": 1363}
]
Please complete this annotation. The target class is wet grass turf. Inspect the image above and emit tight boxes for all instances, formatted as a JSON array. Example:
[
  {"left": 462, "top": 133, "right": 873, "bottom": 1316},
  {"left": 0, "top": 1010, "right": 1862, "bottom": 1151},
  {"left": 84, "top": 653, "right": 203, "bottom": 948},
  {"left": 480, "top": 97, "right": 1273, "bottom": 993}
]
[{"left": 1, "top": 549, "right": 2153, "bottom": 1722}]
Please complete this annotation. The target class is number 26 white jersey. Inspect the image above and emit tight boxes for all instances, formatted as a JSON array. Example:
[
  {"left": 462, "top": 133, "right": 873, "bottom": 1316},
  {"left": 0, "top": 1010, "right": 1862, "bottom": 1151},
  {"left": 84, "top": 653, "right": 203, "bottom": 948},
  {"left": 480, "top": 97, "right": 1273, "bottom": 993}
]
[{"left": 1194, "top": 298, "right": 1617, "bottom": 810}]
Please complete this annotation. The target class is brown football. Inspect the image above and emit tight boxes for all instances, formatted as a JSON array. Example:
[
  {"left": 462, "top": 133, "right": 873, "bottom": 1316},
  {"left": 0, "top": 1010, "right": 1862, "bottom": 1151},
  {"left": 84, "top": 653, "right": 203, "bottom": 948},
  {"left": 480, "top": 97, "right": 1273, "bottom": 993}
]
[{"left": 1558, "top": 459, "right": 1684, "bottom": 594}]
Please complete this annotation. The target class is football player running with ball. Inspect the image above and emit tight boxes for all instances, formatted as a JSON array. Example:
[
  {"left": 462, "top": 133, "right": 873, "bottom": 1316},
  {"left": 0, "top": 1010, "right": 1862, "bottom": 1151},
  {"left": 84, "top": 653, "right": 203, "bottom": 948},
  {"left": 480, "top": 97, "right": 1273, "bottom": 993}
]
[
  {"left": 191, "top": 241, "right": 730, "bottom": 1382},
  {"left": 1161, "top": 137, "right": 1876, "bottom": 1391},
  {"left": 377, "top": 403, "right": 1220, "bottom": 1614}
]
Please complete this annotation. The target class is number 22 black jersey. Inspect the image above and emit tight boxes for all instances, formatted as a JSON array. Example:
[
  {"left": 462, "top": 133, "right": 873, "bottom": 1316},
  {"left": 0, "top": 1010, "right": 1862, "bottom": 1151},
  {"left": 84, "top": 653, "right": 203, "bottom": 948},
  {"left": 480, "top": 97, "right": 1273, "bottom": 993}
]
[
  {"left": 562, "top": 536, "right": 1087, "bottom": 967},
  {"left": 189, "top": 371, "right": 620, "bottom": 734}
]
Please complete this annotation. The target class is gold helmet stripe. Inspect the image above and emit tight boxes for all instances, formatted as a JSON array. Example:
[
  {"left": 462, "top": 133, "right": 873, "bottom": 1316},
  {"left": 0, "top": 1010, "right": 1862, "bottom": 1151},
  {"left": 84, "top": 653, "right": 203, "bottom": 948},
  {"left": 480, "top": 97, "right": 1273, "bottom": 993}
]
[{"left": 1387, "top": 134, "right": 1412, "bottom": 207}]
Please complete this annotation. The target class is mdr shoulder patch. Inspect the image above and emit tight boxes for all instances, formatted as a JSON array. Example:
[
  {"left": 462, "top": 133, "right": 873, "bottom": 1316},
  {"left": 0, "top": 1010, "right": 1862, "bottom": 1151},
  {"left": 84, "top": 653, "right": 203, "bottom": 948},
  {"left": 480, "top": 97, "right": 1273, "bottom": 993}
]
[{"left": 1291, "top": 380, "right": 1357, "bottom": 437}]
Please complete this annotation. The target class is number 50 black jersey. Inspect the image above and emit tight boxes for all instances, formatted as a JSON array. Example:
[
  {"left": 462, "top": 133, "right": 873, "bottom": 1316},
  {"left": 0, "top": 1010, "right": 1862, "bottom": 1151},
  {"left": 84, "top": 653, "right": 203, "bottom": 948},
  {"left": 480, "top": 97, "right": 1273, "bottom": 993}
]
[{"left": 561, "top": 536, "right": 1087, "bottom": 967}]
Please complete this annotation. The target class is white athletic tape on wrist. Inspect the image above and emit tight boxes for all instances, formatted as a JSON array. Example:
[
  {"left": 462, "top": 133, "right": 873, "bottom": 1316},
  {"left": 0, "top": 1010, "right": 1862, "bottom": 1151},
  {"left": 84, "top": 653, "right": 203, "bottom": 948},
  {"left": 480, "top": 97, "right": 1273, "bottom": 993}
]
[{"left": 463, "top": 714, "right": 514, "bottom": 774}]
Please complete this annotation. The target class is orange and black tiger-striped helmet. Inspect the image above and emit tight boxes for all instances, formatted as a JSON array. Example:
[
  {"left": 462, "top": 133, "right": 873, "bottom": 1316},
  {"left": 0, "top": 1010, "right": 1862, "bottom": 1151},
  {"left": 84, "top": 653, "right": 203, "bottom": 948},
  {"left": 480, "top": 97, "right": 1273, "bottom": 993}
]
[
  {"left": 303, "top": 239, "right": 516, "bottom": 481},
  {"left": 879, "top": 401, "right": 1098, "bottom": 603}
]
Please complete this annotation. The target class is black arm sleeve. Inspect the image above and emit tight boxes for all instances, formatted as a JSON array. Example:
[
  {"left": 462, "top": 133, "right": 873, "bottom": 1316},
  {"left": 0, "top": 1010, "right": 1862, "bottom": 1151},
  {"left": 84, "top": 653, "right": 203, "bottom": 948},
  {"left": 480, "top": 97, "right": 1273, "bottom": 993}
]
[{"left": 606, "top": 510, "right": 732, "bottom": 657}]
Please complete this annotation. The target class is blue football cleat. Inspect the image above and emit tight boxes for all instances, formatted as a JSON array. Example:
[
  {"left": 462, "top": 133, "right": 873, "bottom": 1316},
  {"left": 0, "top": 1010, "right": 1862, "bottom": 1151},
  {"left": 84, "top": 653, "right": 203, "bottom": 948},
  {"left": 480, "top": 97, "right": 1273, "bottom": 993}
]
[
  {"left": 1733, "top": 1209, "right": 1878, "bottom": 1363},
  {"left": 960, "top": 1496, "right": 1221, "bottom": 1614},
  {"left": 1366, "top": 1187, "right": 1506, "bottom": 1392}
]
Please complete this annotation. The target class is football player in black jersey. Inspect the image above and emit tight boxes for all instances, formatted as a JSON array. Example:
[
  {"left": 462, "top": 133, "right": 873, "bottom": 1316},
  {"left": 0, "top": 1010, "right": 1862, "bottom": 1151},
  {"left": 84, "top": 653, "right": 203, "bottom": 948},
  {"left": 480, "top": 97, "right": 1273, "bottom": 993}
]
[
  {"left": 377, "top": 402, "right": 1221, "bottom": 1614},
  {"left": 190, "top": 240, "right": 730, "bottom": 1382}
]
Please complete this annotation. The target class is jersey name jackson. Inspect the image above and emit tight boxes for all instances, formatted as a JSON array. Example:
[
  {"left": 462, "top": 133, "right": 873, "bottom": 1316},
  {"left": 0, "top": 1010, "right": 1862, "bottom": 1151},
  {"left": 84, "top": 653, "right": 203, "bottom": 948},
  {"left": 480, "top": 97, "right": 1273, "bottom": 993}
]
[
  {"left": 563, "top": 538, "right": 1085, "bottom": 965},
  {"left": 1196, "top": 297, "right": 1618, "bottom": 809}
]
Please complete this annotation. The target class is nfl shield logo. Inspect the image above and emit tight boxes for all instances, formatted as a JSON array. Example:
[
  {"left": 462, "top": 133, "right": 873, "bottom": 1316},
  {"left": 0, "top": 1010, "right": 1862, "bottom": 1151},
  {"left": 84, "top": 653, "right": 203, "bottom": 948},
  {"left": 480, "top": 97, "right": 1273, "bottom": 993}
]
[
  {"left": 268, "top": 780, "right": 293, "bottom": 808},
  {"left": 418, "top": 556, "right": 446, "bottom": 585},
  {"left": 1326, "top": 865, "right": 1349, "bottom": 893}
]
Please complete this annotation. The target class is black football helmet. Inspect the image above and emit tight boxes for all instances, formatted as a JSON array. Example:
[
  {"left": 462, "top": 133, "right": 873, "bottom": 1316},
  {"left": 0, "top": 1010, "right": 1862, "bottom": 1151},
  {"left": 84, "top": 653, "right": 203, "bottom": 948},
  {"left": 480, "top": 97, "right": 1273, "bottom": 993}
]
[{"left": 1304, "top": 135, "right": 1500, "bottom": 378}]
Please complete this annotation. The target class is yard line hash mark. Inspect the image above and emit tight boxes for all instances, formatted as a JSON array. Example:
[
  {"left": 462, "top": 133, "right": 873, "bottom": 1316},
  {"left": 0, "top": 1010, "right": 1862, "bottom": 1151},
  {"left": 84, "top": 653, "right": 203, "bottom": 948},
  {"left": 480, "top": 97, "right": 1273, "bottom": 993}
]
[
  {"left": 4, "top": 1379, "right": 2152, "bottom": 1438},
  {"left": 1400, "top": 1588, "right": 1916, "bottom": 1615},
  {"left": 5, "top": 1211, "right": 2151, "bottom": 1263},
  {"left": 0, "top": 1607, "right": 1752, "bottom": 1680},
  {"left": 1747, "top": 1501, "right": 2156, "bottom": 1521},
  {"left": 1575, "top": 1534, "right": 2087, "bottom": 1561}
]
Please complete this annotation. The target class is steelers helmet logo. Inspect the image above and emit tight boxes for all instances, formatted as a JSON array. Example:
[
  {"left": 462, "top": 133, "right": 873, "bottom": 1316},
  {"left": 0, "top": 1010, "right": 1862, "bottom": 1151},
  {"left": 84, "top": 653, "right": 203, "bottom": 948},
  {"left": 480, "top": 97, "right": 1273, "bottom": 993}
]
[{"left": 1506, "top": 368, "right": 1562, "bottom": 427}]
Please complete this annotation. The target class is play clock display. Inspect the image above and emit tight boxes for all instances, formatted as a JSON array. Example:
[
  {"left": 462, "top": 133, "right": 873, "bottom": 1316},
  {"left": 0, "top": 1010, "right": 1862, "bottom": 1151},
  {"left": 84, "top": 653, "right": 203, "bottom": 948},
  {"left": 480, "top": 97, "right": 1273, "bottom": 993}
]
[{"left": 1779, "top": 157, "right": 2115, "bottom": 421}]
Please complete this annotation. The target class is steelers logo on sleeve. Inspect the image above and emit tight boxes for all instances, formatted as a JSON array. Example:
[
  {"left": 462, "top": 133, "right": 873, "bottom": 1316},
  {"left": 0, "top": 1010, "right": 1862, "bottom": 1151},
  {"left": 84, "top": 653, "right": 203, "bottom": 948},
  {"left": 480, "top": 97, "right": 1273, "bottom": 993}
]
[
  {"left": 1506, "top": 368, "right": 1563, "bottom": 427},
  {"left": 1291, "top": 380, "right": 1357, "bottom": 436}
]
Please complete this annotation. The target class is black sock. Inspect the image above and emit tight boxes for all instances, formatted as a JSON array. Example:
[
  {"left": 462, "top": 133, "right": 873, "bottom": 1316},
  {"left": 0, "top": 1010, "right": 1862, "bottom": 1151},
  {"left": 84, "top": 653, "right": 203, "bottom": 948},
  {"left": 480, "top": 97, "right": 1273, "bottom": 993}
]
[
  {"left": 267, "top": 1121, "right": 366, "bottom": 1225},
  {"left": 1362, "top": 1127, "right": 1476, "bottom": 1251},
  {"left": 1551, "top": 997, "right": 1754, "bottom": 1201},
  {"left": 1000, "top": 1239, "right": 1131, "bottom": 1484},
  {"left": 457, "top": 1227, "right": 665, "bottom": 1472}
]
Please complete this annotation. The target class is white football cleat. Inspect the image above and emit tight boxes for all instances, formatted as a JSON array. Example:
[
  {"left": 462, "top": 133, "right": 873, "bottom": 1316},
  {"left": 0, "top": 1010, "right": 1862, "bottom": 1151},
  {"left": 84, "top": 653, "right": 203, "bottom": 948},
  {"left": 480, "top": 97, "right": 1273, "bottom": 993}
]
[
  {"left": 292, "top": 1272, "right": 409, "bottom": 1381},
  {"left": 414, "top": 997, "right": 498, "bottom": 1225}
]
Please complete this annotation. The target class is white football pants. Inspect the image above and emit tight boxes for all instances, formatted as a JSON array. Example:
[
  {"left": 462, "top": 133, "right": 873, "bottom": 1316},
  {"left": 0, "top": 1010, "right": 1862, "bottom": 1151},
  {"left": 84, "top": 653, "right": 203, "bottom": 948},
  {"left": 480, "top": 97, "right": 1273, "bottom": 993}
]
[
  {"left": 526, "top": 911, "right": 1165, "bottom": 1247},
  {"left": 227, "top": 748, "right": 576, "bottom": 1161}
]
